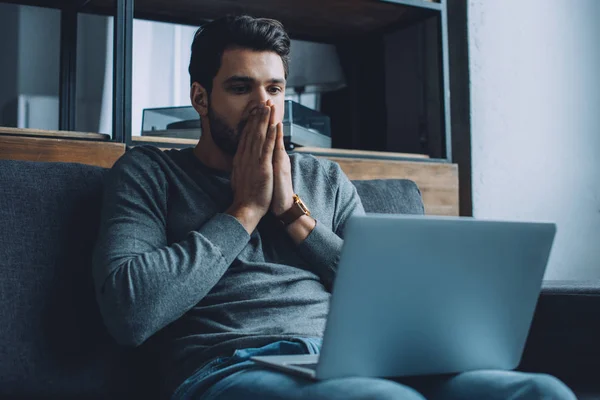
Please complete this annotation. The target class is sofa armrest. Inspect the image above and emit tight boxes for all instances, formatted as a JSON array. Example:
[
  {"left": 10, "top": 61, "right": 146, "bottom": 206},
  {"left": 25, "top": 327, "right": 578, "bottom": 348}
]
[
  {"left": 519, "top": 280, "right": 600, "bottom": 392},
  {"left": 541, "top": 280, "right": 600, "bottom": 296}
]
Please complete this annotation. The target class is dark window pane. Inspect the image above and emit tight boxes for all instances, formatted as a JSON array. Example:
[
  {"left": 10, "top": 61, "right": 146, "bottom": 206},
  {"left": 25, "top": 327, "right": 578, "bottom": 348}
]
[
  {"left": 0, "top": 4, "right": 60, "bottom": 130},
  {"left": 76, "top": 13, "right": 113, "bottom": 136}
]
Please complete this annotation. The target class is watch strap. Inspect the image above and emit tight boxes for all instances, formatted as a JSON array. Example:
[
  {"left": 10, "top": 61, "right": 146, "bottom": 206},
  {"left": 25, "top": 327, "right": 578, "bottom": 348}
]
[{"left": 278, "top": 194, "right": 310, "bottom": 227}]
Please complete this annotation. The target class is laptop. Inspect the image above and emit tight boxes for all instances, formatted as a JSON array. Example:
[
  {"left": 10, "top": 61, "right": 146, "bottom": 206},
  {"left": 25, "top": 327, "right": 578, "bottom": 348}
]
[{"left": 251, "top": 214, "right": 556, "bottom": 380}]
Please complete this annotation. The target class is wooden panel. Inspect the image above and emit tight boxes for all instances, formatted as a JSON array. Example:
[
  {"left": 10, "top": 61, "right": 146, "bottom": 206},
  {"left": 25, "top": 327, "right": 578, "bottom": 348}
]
[
  {"left": 0, "top": 126, "right": 110, "bottom": 141},
  {"left": 132, "top": 138, "right": 430, "bottom": 160},
  {"left": 324, "top": 157, "right": 459, "bottom": 216},
  {"left": 132, "top": 136, "right": 197, "bottom": 145},
  {"left": 0, "top": 135, "right": 125, "bottom": 168},
  {"left": 294, "top": 146, "right": 429, "bottom": 159}
]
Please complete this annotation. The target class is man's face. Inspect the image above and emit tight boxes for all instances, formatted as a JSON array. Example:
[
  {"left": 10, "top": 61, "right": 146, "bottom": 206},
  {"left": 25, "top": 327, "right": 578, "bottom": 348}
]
[{"left": 206, "top": 48, "right": 286, "bottom": 155}]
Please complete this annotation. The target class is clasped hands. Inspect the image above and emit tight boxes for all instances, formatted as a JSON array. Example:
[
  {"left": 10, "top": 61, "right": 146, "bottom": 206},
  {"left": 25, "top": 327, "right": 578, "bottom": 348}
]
[{"left": 226, "top": 100, "right": 295, "bottom": 234}]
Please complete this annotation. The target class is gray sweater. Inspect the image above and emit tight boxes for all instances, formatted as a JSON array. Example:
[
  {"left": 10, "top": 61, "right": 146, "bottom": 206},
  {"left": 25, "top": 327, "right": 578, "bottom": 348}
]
[{"left": 92, "top": 146, "right": 364, "bottom": 395}]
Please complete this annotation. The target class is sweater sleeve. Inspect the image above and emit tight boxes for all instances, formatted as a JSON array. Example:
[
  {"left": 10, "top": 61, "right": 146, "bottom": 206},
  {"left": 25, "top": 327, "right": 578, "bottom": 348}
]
[
  {"left": 92, "top": 149, "right": 250, "bottom": 347},
  {"left": 295, "top": 159, "right": 365, "bottom": 289}
]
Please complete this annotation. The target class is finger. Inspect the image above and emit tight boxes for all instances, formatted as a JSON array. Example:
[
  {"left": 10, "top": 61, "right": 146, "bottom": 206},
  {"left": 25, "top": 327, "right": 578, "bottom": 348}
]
[
  {"left": 230, "top": 168, "right": 236, "bottom": 189},
  {"left": 241, "top": 100, "right": 258, "bottom": 120},
  {"left": 275, "top": 122, "right": 286, "bottom": 152},
  {"left": 251, "top": 104, "right": 271, "bottom": 157},
  {"left": 236, "top": 101, "right": 260, "bottom": 157},
  {"left": 268, "top": 103, "right": 277, "bottom": 126},
  {"left": 262, "top": 123, "right": 277, "bottom": 164},
  {"left": 234, "top": 119, "right": 250, "bottom": 166},
  {"left": 238, "top": 107, "right": 260, "bottom": 164}
]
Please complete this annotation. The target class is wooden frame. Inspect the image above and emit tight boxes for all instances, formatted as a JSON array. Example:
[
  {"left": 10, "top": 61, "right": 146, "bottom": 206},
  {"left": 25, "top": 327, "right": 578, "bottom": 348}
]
[
  {"left": 326, "top": 157, "right": 458, "bottom": 216},
  {"left": 0, "top": 134, "right": 458, "bottom": 216},
  {"left": 0, "top": 135, "right": 125, "bottom": 169}
]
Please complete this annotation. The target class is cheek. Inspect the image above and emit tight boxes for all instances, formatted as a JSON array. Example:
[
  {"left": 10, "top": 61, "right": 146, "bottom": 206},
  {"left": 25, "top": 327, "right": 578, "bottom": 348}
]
[{"left": 211, "top": 93, "right": 246, "bottom": 126}]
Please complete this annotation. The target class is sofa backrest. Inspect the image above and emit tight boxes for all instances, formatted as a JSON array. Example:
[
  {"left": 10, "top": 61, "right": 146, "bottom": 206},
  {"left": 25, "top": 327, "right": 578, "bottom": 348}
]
[
  {"left": 0, "top": 160, "right": 146, "bottom": 399},
  {"left": 0, "top": 159, "right": 423, "bottom": 398},
  {"left": 353, "top": 179, "right": 424, "bottom": 215}
]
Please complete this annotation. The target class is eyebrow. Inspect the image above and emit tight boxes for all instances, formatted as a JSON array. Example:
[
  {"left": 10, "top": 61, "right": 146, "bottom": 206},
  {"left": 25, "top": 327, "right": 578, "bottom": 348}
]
[{"left": 223, "top": 75, "right": 286, "bottom": 85}]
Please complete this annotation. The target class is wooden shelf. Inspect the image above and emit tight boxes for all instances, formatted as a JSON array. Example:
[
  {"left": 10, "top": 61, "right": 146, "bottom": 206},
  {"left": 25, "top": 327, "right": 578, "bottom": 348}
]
[
  {"left": 0, "top": 135, "right": 125, "bottom": 168},
  {"left": 132, "top": 136, "right": 197, "bottom": 145},
  {"left": 132, "top": 137, "right": 431, "bottom": 160},
  {"left": 0, "top": 0, "right": 460, "bottom": 214},
  {"left": 92, "top": 0, "right": 439, "bottom": 40},
  {"left": 3, "top": 0, "right": 439, "bottom": 41},
  {"left": 0, "top": 126, "right": 110, "bottom": 141},
  {"left": 294, "top": 146, "right": 429, "bottom": 160}
]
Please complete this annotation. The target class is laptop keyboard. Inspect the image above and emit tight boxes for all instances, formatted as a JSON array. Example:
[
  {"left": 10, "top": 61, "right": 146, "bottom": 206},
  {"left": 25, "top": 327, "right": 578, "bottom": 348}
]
[{"left": 290, "top": 363, "right": 318, "bottom": 371}]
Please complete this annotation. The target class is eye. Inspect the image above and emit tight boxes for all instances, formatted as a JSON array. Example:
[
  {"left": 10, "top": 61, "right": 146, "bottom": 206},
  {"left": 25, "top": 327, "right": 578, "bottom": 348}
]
[
  {"left": 229, "top": 85, "right": 249, "bottom": 94},
  {"left": 268, "top": 86, "right": 283, "bottom": 95}
]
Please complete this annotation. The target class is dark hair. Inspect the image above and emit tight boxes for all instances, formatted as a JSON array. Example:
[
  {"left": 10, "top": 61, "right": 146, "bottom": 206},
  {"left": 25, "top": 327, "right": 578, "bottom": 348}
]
[{"left": 189, "top": 15, "right": 291, "bottom": 93}]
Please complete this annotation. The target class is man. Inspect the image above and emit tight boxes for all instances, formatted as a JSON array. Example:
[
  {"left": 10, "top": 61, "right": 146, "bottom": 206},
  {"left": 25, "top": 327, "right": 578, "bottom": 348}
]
[{"left": 93, "top": 15, "right": 576, "bottom": 400}]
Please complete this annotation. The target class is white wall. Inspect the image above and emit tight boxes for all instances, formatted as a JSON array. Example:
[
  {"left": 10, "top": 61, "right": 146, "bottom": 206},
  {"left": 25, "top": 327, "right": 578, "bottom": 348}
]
[{"left": 468, "top": 0, "right": 600, "bottom": 280}]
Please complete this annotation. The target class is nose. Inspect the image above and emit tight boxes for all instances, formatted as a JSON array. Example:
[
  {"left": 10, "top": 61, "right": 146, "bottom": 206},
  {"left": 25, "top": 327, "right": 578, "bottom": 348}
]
[{"left": 251, "top": 87, "right": 270, "bottom": 105}]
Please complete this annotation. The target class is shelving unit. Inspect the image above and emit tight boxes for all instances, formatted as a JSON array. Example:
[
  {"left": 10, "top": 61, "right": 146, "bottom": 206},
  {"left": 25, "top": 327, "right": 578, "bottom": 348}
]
[{"left": 0, "top": 0, "right": 451, "bottom": 162}]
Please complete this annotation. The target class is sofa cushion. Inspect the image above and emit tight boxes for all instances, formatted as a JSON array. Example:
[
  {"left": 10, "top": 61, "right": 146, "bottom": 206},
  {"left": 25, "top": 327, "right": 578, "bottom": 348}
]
[
  {"left": 352, "top": 179, "right": 424, "bottom": 214},
  {"left": 0, "top": 160, "right": 145, "bottom": 399}
]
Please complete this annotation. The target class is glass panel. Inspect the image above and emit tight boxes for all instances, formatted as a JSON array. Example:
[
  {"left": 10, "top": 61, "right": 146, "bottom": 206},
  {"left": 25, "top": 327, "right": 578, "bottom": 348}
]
[
  {"left": 0, "top": 4, "right": 60, "bottom": 130},
  {"left": 133, "top": 26, "right": 337, "bottom": 148},
  {"left": 76, "top": 12, "right": 112, "bottom": 137},
  {"left": 78, "top": 17, "right": 197, "bottom": 142},
  {"left": 132, "top": 19, "right": 197, "bottom": 145},
  {"left": 384, "top": 15, "right": 442, "bottom": 157}
]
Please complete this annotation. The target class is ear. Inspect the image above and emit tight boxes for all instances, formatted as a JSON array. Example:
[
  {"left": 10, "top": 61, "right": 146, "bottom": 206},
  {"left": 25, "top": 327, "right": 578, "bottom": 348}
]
[{"left": 190, "top": 82, "right": 209, "bottom": 117}]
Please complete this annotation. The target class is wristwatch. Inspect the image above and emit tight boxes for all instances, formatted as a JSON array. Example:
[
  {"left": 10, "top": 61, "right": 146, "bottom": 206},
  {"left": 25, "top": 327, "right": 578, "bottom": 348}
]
[{"left": 277, "top": 194, "right": 311, "bottom": 227}]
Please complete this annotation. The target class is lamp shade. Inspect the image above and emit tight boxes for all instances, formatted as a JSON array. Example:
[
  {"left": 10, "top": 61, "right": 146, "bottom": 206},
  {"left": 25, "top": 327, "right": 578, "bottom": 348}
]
[{"left": 286, "top": 40, "right": 346, "bottom": 94}]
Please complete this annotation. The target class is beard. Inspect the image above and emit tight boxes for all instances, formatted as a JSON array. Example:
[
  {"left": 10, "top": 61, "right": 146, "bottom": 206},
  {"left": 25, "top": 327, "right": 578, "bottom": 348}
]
[{"left": 207, "top": 106, "right": 249, "bottom": 156}]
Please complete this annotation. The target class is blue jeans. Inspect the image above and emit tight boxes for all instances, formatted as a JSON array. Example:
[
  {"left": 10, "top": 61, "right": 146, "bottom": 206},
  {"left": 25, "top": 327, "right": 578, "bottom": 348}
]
[{"left": 172, "top": 339, "right": 576, "bottom": 400}]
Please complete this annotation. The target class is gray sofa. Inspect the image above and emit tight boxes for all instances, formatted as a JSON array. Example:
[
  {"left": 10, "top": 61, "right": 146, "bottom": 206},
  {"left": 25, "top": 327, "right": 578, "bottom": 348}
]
[{"left": 0, "top": 158, "right": 598, "bottom": 399}]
